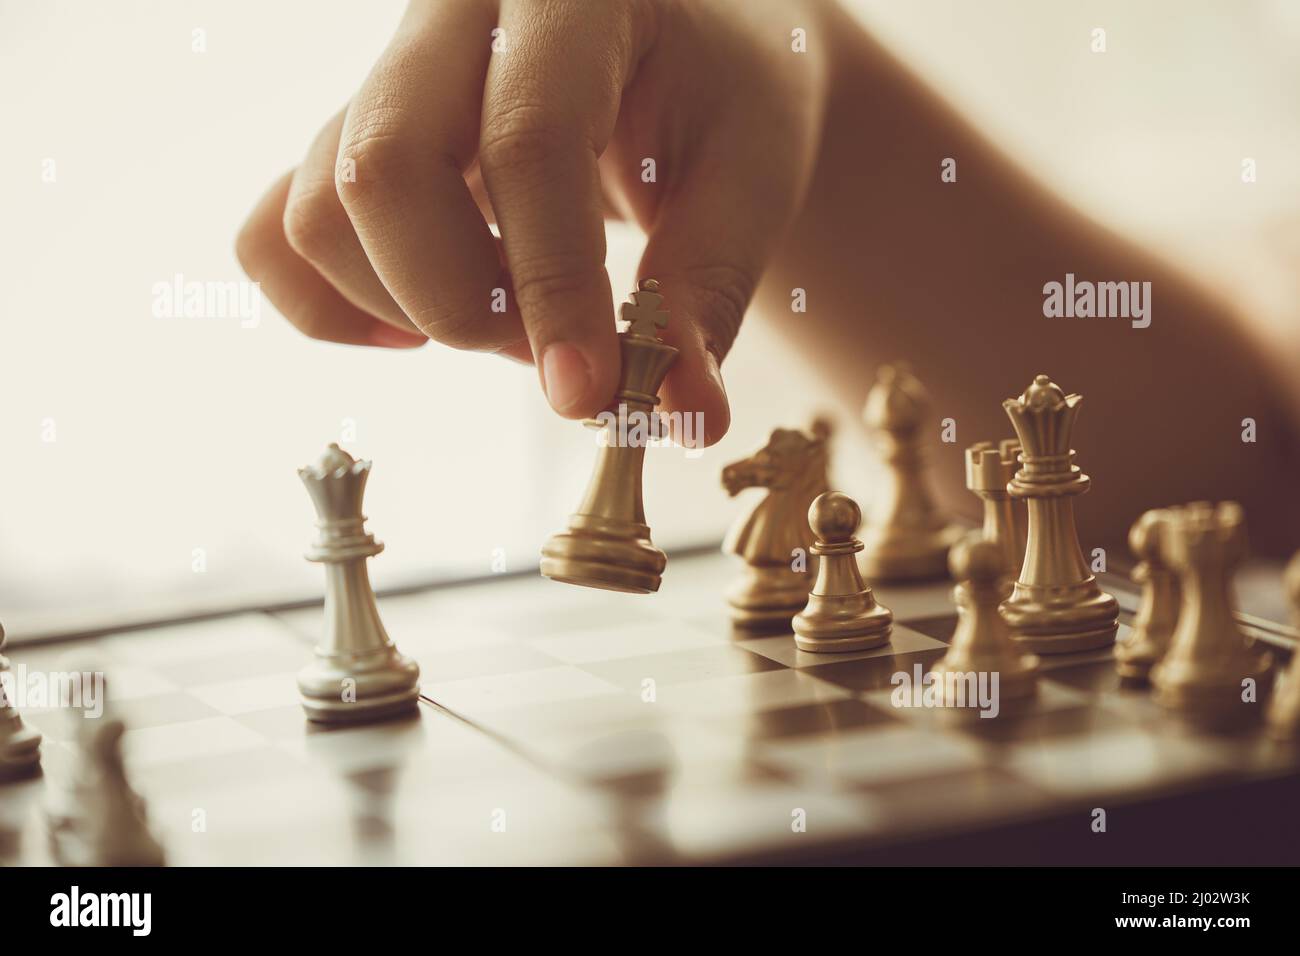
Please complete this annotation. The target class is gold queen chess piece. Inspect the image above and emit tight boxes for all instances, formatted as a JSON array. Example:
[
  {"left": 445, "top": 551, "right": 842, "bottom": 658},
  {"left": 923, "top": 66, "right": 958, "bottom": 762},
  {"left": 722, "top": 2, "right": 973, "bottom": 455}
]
[
  {"left": 297, "top": 444, "right": 420, "bottom": 723},
  {"left": 998, "top": 375, "right": 1119, "bottom": 654},
  {"left": 721, "top": 419, "right": 832, "bottom": 630},
  {"left": 541, "top": 280, "right": 680, "bottom": 594}
]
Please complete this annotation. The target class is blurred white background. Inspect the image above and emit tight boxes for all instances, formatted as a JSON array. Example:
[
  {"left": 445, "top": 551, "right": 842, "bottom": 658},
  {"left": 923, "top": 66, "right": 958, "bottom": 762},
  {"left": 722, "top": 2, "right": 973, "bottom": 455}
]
[{"left": 1, "top": 0, "right": 1297, "bottom": 637}]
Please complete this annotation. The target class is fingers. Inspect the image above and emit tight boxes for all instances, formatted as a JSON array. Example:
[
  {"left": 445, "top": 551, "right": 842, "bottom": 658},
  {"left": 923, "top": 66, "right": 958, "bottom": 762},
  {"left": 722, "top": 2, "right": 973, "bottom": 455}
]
[
  {"left": 283, "top": 111, "right": 417, "bottom": 334},
  {"left": 337, "top": 0, "right": 525, "bottom": 353},
  {"left": 638, "top": 112, "right": 811, "bottom": 446},
  {"left": 477, "top": 0, "right": 644, "bottom": 417},
  {"left": 235, "top": 170, "right": 427, "bottom": 349}
]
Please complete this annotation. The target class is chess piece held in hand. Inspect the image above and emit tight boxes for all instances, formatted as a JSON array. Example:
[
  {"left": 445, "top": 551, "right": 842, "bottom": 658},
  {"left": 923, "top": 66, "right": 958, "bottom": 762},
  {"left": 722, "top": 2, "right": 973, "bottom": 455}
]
[
  {"left": 998, "top": 374, "right": 1119, "bottom": 654},
  {"left": 858, "top": 363, "right": 963, "bottom": 582},
  {"left": 930, "top": 532, "right": 1039, "bottom": 705},
  {"left": 298, "top": 444, "right": 420, "bottom": 724},
  {"left": 793, "top": 492, "right": 893, "bottom": 653},
  {"left": 0, "top": 623, "right": 42, "bottom": 782},
  {"left": 1266, "top": 551, "right": 1300, "bottom": 739},
  {"left": 541, "top": 280, "right": 679, "bottom": 594},
  {"left": 47, "top": 672, "right": 165, "bottom": 867},
  {"left": 1115, "top": 508, "right": 1180, "bottom": 682},
  {"left": 1150, "top": 502, "right": 1272, "bottom": 730},
  {"left": 721, "top": 418, "right": 832, "bottom": 630}
]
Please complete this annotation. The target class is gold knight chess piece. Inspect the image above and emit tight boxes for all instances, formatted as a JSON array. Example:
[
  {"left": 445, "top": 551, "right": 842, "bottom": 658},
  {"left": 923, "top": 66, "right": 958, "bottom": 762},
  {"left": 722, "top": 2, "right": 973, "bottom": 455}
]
[
  {"left": 1266, "top": 550, "right": 1300, "bottom": 739},
  {"left": 858, "top": 363, "right": 963, "bottom": 582},
  {"left": 297, "top": 444, "right": 420, "bottom": 724},
  {"left": 721, "top": 418, "right": 832, "bottom": 630},
  {"left": 1150, "top": 501, "right": 1272, "bottom": 730},
  {"left": 541, "top": 280, "right": 679, "bottom": 594},
  {"left": 793, "top": 492, "right": 893, "bottom": 653},
  {"left": 1115, "top": 508, "right": 1180, "bottom": 682},
  {"left": 998, "top": 374, "right": 1119, "bottom": 654}
]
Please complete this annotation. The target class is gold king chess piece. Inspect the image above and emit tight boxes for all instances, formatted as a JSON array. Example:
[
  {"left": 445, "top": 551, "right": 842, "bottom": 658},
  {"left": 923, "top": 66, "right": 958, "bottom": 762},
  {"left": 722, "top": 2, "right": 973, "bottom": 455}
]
[
  {"left": 858, "top": 363, "right": 963, "bottom": 582},
  {"left": 1150, "top": 502, "right": 1272, "bottom": 729},
  {"left": 297, "top": 444, "right": 420, "bottom": 723},
  {"left": 541, "top": 280, "right": 680, "bottom": 593},
  {"left": 721, "top": 419, "right": 832, "bottom": 630},
  {"left": 999, "top": 375, "right": 1119, "bottom": 654}
]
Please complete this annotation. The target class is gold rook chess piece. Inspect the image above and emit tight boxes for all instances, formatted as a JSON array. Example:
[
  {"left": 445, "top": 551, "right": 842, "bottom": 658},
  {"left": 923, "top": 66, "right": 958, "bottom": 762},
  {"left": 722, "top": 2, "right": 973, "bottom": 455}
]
[
  {"left": 721, "top": 419, "right": 832, "bottom": 630},
  {"left": 793, "top": 492, "right": 893, "bottom": 653},
  {"left": 1150, "top": 502, "right": 1272, "bottom": 730},
  {"left": 1115, "top": 508, "right": 1180, "bottom": 682},
  {"left": 931, "top": 533, "right": 1039, "bottom": 706},
  {"left": 858, "top": 363, "right": 963, "bottom": 582},
  {"left": 965, "top": 439, "right": 1024, "bottom": 593},
  {"left": 1266, "top": 551, "right": 1300, "bottom": 739},
  {"left": 998, "top": 374, "right": 1118, "bottom": 654},
  {"left": 0, "top": 622, "right": 42, "bottom": 782},
  {"left": 297, "top": 444, "right": 420, "bottom": 724},
  {"left": 541, "top": 280, "right": 679, "bottom": 593}
]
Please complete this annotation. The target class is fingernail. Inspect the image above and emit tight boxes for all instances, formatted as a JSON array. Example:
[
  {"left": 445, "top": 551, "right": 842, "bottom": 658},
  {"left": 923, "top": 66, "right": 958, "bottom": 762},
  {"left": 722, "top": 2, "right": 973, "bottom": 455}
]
[
  {"left": 541, "top": 342, "right": 592, "bottom": 415},
  {"left": 369, "top": 324, "right": 427, "bottom": 349}
]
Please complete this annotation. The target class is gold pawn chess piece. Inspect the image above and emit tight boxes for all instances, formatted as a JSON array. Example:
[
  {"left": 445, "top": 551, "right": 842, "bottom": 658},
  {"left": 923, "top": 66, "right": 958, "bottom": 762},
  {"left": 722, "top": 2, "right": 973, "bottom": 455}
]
[
  {"left": 1115, "top": 509, "right": 1180, "bottom": 682},
  {"left": 1266, "top": 551, "right": 1300, "bottom": 740},
  {"left": 793, "top": 492, "right": 894, "bottom": 653},
  {"left": 999, "top": 374, "right": 1119, "bottom": 654},
  {"left": 858, "top": 363, "right": 963, "bottom": 582},
  {"left": 541, "top": 279, "right": 680, "bottom": 593},
  {"left": 930, "top": 533, "right": 1039, "bottom": 705},
  {"left": 297, "top": 444, "right": 420, "bottom": 724},
  {"left": 1150, "top": 501, "right": 1272, "bottom": 730},
  {"left": 965, "top": 439, "right": 1024, "bottom": 593},
  {"left": 0, "top": 622, "right": 42, "bottom": 782},
  {"left": 721, "top": 418, "right": 832, "bottom": 630}
]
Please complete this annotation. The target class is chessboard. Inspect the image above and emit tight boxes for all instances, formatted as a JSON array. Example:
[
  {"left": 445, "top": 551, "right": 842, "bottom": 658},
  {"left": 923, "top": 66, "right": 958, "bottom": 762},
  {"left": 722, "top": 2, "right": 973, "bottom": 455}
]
[{"left": 4, "top": 547, "right": 1299, "bottom": 866}]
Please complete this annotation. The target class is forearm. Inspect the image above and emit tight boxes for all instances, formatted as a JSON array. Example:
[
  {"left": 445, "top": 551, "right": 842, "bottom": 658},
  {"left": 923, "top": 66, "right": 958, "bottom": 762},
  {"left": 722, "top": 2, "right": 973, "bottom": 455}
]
[{"left": 755, "top": 7, "right": 1300, "bottom": 555}]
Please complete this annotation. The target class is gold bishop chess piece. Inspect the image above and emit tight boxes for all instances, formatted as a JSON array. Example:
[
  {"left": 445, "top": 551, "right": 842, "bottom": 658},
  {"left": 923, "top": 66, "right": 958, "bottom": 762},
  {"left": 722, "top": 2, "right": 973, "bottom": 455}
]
[
  {"left": 793, "top": 492, "right": 893, "bottom": 653},
  {"left": 297, "top": 444, "right": 420, "bottom": 724},
  {"left": 930, "top": 533, "right": 1039, "bottom": 707},
  {"left": 1266, "top": 550, "right": 1300, "bottom": 740},
  {"left": 1149, "top": 502, "right": 1272, "bottom": 730},
  {"left": 858, "top": 363, "right": 963, "bottom": 582},
  {"left": 721, "top": 418, "right": 832, "bottom": 630},
  {"left": 965, "top": 439, "right": 1024, "bottom": 594},
  {"left": 0, "top": 622, "right": 42, "bottom": 781},
  {"left": 541, "top": 279, "right": 679, "bottom": 593},
  {"left": 999, "top": 374, "right": 1119, "bottom": 654},
  {"left": 1115, "top": 508, "right": 1180, "bottom": 682}
]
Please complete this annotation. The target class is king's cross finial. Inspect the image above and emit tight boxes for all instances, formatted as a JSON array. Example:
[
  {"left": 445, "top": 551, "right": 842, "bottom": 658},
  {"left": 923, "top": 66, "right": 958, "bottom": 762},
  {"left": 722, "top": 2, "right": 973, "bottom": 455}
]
[{"left": 620, "top": 278, "right": 669, "bottom": 339}]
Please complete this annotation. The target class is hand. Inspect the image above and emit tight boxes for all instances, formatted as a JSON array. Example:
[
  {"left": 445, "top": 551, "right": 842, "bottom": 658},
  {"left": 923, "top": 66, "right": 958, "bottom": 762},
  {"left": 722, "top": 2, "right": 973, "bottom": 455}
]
[{"left": 235, "top": 0, "right": 831, "bottom": 444}]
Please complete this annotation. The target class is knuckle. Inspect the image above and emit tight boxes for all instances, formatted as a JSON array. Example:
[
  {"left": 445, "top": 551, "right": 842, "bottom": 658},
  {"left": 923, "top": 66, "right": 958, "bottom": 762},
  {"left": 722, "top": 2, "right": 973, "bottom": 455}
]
[
  {"left": 682, "top": 263, "right": 753, "bottom": 355},
  {"left": 511, "top": 256, "right": 605, "bottom": 312},
  {"left": 281, "top": 185, "right": 344, "bottom": 265},
  {"left": 335, "top": 123, "right": 416, "bottom": 215},
  {"left": 408, "top": 292, "right": 493, "bottom": 351},
  {"left": 479, "top": 106, "right": 571, "bottom": 177}
]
